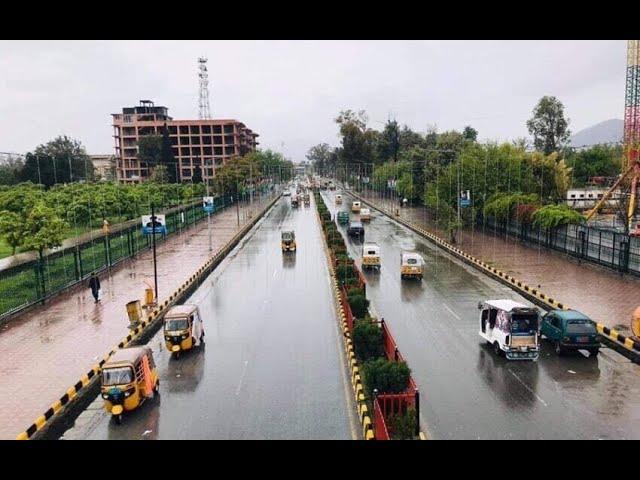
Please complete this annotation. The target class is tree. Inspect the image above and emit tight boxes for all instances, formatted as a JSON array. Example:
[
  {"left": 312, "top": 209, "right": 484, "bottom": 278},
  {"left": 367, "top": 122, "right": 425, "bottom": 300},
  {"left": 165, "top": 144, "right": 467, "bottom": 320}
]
[
  {"left": 463, "top": 126, "right": 478, "bottom": 142},
  {"left": 335, "top": 109, "right": 378, "bottom": 168},
  {"left": 0, "top": 211, "right": 24, "bottom": 255},
  {"left": 306, "top": 143, "right": 334, "bottom": 175},
  {"left": 192, "top": 165, "right": 203, "bottom": 184},
  {"left": 21, "top": 203, "right": 68, "bottom": 261},
  {"left": 526, "top": 96, "right": 571, "bottom": 155},
  {"left": 0, "top": 155, "right": 25, "bottom": 185},
  {"left": 377, "top": 120, "right": 401, "bottom": 163},
  {"left": 149, "top": 164, "right": 169, "bottom": 183},
  {"left": 137, "top": 135, "right": 163, "bottom": 169},
  {"left": 161, "top": 124, "right": 178, "bottom": 183},
  {"left": 21, "top": 136, "right": 94, "bottom": 187}
]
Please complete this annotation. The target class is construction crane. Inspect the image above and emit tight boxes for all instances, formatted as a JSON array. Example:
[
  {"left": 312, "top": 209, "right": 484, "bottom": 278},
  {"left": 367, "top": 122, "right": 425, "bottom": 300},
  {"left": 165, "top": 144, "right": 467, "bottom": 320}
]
[{"left": 585, "top": 40, "right": 640, "bottom": 230}]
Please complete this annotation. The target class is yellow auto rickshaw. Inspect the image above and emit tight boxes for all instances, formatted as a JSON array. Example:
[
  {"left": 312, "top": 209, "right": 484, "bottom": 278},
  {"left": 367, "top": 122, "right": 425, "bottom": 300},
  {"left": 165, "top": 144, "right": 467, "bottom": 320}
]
[
  {"left": 281, "top": 230, "right": 296, "bottom": 252},
  {"left": 100, "top": 346, "right": 159, "bottom": 424},
  {"left": 164, "top": 304, "right": 205, "bottom": 357}
]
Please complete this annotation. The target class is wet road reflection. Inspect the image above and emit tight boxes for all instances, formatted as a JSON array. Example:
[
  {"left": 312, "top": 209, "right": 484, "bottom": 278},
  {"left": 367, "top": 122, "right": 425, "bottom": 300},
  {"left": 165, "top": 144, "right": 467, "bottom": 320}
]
[
  {"left": 324, "top": 191, "right": 640, "bottom": 439},
  {"left": 69, "top": 197, "right": 355, "bottom": 440}
]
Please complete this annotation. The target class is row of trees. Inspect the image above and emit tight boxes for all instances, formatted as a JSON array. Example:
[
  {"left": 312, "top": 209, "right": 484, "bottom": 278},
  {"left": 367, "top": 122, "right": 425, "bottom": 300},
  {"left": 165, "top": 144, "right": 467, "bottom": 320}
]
[{"left": 307, "top": 97, "right": 626, "bottom": 235}]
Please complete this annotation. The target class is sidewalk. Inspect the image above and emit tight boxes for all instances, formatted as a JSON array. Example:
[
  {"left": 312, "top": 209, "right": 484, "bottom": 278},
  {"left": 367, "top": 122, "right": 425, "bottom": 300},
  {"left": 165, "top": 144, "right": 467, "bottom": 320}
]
[
  {"left": 0, "top": 196, "right": 270, "bottom": 439},
  {"left": 358, "top": 191, "right": 640, "bottom": 332}
]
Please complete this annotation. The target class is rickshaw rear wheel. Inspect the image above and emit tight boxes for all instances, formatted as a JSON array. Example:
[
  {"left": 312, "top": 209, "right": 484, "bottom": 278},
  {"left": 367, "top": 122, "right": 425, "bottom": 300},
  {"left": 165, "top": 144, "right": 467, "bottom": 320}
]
[
  {"left": 493, "top": 342, "right": 502, "bottom": 356},
  {"left": 115, "top": 414, "right": 122, "bottom": 425},
  {"left": 154, "top": 380, "right": 160, "bottom": 394}
]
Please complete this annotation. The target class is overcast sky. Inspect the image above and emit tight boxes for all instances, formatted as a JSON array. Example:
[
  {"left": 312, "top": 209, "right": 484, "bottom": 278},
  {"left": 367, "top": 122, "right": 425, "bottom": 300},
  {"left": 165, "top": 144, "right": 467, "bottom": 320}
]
[{"left": 0, "top": 40, "right": 627, "bottom": 162}]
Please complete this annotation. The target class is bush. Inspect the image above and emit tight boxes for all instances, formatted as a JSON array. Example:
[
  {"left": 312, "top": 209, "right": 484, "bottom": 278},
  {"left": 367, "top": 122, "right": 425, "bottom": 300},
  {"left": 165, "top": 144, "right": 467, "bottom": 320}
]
[
  {"left": 348, "top": 294, "right": 370, "bottom": 319},
  {"left": 336, "top": 264, "right": 357, "bottom": 282},
  {"left": 353, "top": 319, "right": 383, "bottom": 361},
  {"left": 387, "top": 408, "right": 417, "bottom": 440},
  {"left": 347, "top": 287, "right": 364, "bottom": 297},
  {"left": 362, "top": 358, "right": 411, "bottom": 398},
  {"left": 532, "top": 204, "right": 584, "bottom": 230}
]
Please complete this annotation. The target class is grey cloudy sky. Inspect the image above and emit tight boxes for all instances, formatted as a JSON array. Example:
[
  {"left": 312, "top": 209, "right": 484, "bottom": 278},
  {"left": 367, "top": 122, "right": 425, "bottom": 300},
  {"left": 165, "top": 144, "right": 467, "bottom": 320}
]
[{"left": 0, "top": 40, "right": 627, "bottom": 161}]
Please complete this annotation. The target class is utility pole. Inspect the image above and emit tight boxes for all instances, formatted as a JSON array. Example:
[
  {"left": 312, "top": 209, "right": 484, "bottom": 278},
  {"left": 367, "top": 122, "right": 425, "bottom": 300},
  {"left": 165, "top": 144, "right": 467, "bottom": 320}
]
[{"left": 150, "top": 203, "right": 159, "bottom": 302}]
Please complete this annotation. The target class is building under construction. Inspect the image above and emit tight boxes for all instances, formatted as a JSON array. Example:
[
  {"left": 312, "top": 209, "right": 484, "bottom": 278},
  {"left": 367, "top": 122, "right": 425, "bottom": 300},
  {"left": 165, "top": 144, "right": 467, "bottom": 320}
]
[{"left": 112, "top": 100, "right": 259, "bottom": 183}]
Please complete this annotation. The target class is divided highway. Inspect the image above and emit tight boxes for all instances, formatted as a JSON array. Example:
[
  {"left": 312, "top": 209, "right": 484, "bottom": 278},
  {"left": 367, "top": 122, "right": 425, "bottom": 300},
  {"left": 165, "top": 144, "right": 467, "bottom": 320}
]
[
  {"left": 324, "top": 191, "right": 640, "bottom": 439},
  {"left": 62, "top": 197, "right": 358, "bottom": 440}
]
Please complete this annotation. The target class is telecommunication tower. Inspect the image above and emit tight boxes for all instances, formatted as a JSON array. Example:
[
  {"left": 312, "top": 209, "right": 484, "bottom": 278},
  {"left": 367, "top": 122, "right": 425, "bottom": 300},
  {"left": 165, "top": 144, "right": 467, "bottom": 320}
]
[
  {"left": 198, "top": 57, "right": 212, "bottom": 119},
  {"left": 586, "top": 40, "right": 640, "bottom": 229}
]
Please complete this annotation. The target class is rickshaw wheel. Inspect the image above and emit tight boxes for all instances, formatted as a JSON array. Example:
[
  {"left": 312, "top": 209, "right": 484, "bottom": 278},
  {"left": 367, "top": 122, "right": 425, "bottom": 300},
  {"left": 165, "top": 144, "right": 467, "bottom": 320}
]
[
  {"left": 154, "top": 380, "right": 160, "bottom": 394},
  {"left": 115, "top": 414, "right": 122, "bottom": 425}
]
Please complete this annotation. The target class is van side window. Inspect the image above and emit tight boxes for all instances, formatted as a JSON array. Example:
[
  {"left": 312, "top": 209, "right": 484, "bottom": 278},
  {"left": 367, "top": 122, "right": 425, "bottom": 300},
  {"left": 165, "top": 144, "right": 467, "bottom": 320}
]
[{"left": 489, "top": 309, "right": 497, "bottom": 328}]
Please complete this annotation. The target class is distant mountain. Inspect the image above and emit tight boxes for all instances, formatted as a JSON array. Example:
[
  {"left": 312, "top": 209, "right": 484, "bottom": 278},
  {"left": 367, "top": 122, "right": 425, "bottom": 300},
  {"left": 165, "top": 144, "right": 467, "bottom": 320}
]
[{"left": 569, "top": 119, "right": 623, "bottom": 147}]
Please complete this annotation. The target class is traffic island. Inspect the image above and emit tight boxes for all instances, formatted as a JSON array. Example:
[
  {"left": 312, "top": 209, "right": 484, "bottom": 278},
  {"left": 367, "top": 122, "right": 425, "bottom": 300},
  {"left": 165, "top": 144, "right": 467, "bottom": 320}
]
[{"left": 314, "top": 190, "right": 427, "bottom": 440}]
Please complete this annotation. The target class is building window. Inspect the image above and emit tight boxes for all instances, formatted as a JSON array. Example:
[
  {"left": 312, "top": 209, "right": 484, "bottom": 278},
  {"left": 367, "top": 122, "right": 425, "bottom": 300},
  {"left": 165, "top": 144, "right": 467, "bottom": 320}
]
[
  {"left": 202, "top": 125, "right": 211, "bottom": 134},
  {"left": 168, "top": 126, "right": 178, "bottom": 135},
  {"left": 190, "top": 125, "right": 200, "bottom": 135},
  {"left": 180, "top": 147, "right": 190, "bottom": 156},
  {"left": 213, "top": 125, "right": 222, "bottom": 135},
  {"left": 224, "top": 125, "right": 234, "bottom": 134},
  {"left": 203, "top": 146, "right": 212, "bottom": 155},
  {"left": 190, "top": 136, "right": 200, "bottom": 145},
  {"left": 181, "top": 168, "right": 191, "bottom": 178},
  {"left": 202, "top": 136, "right": 212, "bottom": 145},
  {"left": 179, "top": 126, "right": 189, "bottom": 134},
  {"left": 191, "top": 147, "right": 201, "bottom": 156}
]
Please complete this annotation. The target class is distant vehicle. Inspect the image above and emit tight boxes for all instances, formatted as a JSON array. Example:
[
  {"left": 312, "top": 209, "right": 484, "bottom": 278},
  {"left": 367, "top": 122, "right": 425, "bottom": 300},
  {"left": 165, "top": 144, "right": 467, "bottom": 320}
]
[
  {"left": 347, "top": 221, "right": 365, "bottom": 238},
  {"left": 329, "top": 183, "right": 336, "bottom": 191},
  {"left": 281, "top": 230, "right": 296, "bottom": 252},
  {"left": 291, "top": 194, "right": 299, "bottom": 208},
  {"left": 351, "top": 201, "right": 361, "bottom": 213},
  {"left": 541, "top": 309, "right": 600, "bottom": 356},
  {"left": 304, "top": 193, "right": 310, "bottom": 206},
  {"left": 283, "top": 191, "right": 291, "bottom": 197},
  {"left": 362, "top": 242, "right": 381, "bottom": 270},
  {"left": 337, "top": 211, "right": 350, "bottom": 225},
  {"left": 478, "top": 299, "right": 540, "bottom": 361},
  {"left": 400, "top": 252, "right": 424, "bottom": 280},
  {"left": 335, "top": 194, "right": 343, "bottom": 205},
  {"left": 360, "top": 208, "right": 371, "bottom": 222},
  {"left": 630, "top": 224, "right": 640, "bottom": 237}
]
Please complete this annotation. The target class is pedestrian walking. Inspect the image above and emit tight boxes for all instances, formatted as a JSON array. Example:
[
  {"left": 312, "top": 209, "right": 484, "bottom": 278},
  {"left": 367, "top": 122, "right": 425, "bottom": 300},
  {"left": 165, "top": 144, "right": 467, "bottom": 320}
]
[{"left": 88, "top": 273, "right": 101, "bottom": 303}]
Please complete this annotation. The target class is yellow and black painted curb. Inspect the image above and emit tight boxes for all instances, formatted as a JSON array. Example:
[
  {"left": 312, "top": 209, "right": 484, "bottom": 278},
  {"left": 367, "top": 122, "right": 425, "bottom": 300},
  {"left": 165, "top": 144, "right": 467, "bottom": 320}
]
[
  {"left": 315, "top": 195, "right": 427, "bottom": 440},
  {"left": 348, "top": 191, "right": 640, "bottom": 361},
  {"left": 16, "top": 195, "right": 281, "bottom": 440}
]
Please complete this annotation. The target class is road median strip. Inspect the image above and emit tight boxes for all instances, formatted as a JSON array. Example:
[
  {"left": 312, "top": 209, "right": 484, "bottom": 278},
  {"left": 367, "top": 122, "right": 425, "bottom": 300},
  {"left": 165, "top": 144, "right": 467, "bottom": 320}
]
[
  {"left": 16, "top": 194, "right": 281, "bottom": 440},
  {"left": 348, "top": 190, "right": 640, "bottom": 362}
]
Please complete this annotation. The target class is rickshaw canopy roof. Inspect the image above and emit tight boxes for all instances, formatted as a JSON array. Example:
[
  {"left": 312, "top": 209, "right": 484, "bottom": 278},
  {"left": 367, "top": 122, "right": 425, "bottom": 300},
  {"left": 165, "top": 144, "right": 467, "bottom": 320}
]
[
  {"left": 165, "top": 304, "right": 198, "bottom": 319},
  {"left": 401, "top": 252, "right": 423, "bottom": 264},
  {"left": 105, "top": 346, "right": 153, "bottom": 367}
]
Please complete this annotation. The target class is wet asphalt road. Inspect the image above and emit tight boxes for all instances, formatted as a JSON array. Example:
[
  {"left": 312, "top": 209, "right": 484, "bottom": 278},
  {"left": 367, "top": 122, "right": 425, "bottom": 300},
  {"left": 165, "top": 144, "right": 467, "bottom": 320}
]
[
  {"left": 63, "top": 197, "right": 357, "bottom": 440},
  {"left": 324, "top": 191, "right": 640, "bottom": 439}
]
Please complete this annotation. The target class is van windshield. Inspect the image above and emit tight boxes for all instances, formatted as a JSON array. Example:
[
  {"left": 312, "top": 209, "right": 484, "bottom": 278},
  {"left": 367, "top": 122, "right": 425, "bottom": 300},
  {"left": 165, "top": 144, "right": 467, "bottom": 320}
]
[
  {"left": 103, "top": 367, "right": 133, "bottom": 386},
  {"left": 566, "top": 320, "right": 596, "bottom": 334},
  {"left": 165, "top": 318, "right": 189, "bottom": 331},
  {"left": 511, "top": 314, "right": 538, "bottom": 334}
]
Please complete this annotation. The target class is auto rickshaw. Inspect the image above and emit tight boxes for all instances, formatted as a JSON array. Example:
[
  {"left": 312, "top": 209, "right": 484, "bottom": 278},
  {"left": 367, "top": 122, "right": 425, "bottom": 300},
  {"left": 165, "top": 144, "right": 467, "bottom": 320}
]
[
  {"left": 304, "top": 193, "right": 310, "bottom": 206},
  {"left": 163, "top": 304, "right": 205, "bottom": 357},
  {"left": 282, "top": 230, "right": 296, "bottom": 252},
  {"left": 400, "top": 252, "right": 424, "bottom": 280},
  {"left": 352, "top": 201, "right": 361, "bottom": 213},
  {"left": 335, "top": 194, "right": 343, "bottom": 205},
  {"left": 101, "top": 346, "right": 160, "bottom": 424},
  {"left": 360, "top": 208, "right": 371, "bottom": 222}
]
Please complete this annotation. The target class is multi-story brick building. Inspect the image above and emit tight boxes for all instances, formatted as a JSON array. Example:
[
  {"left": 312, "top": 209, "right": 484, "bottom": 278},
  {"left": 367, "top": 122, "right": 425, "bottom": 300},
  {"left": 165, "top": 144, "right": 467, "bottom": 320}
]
[{"left": 112, "top": 100, "right": 259, "bottom": 183}]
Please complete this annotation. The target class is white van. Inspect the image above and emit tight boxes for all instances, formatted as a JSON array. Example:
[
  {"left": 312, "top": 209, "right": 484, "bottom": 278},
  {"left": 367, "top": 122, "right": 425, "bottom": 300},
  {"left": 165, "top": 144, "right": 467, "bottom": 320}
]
[{"left": 478, "top": 299, "right": 540, "bottom": 361}]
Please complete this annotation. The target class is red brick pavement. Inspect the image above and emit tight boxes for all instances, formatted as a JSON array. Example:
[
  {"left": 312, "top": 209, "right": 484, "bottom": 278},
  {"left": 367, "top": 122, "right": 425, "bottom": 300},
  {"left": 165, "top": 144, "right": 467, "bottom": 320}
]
[
  {"left": 360, "top": 192, "right": 640, "bottom": 333},
  {"left": 0, "top": 198, "right": 269, "bottom": 439}
]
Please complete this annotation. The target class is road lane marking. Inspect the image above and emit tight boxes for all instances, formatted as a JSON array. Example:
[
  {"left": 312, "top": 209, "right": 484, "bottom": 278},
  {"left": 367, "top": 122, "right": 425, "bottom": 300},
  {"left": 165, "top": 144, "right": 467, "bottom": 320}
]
[
  {"left": 509, "top": 370, "right": 548, "bottom": 407},
  {"left": 443, "top": 303, "right": 461, "bottom": 320},
  {"left": 273, "top": 269, "right": 277, "bottom": 278},
  {"left": 236, "top": 360, "right": 249, "bottom": 396}
]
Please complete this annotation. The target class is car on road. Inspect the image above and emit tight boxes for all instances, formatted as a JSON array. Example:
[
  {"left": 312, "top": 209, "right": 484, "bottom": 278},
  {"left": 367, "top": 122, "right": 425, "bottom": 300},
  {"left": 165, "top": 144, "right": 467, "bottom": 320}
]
[
  {"left": 347, "top": 221, "right": 365, "bottom": 238},
  {"left": 337, "top": 211, "right": 350, "bottom": 225},
  {"left": 540, "top": 309, "right": 601, "bottom": 356}
]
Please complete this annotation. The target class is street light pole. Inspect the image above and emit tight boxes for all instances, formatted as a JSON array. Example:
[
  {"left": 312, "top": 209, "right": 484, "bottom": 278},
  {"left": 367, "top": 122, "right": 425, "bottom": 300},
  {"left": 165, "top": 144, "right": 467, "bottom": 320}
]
[{"left": 150, "top": 202, "right": 158, "bottom": 302}]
